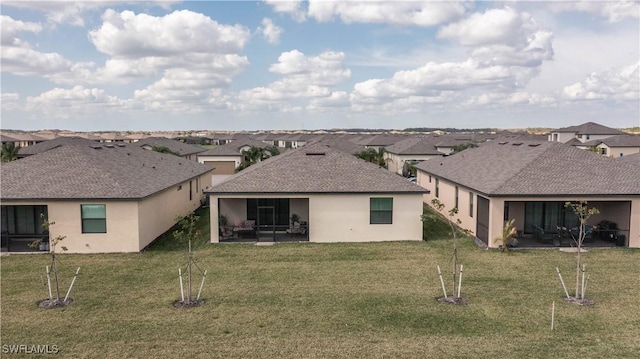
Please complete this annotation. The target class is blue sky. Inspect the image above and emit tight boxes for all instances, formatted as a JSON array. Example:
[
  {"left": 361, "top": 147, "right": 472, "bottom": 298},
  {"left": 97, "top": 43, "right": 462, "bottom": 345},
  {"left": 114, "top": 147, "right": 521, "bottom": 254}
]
[{"left": 1, "top": 1, "right": 639, "bottom": 131}]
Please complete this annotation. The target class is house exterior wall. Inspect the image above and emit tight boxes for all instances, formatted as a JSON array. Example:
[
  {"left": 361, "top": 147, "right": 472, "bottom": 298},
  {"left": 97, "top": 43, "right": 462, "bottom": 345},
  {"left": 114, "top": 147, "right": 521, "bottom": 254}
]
[
  {"left": 416, "top": 169, "right": 640, "bottom": 248},
  {"left": 597, "top": 144, "right": 640, "bottom": 157},
  {"left": 137, "top": 174, "right": 207, "bottom": 251},
  {"left": 308, "top": 193, "right": 423, "bottom": 243},
  {"left": 210, "top": 193, "right": 423, "bottom": 243},
  {"left": 197, "top": 155, "right": 242, "bottom": 169},
  {"left": 549, "top": 132, "right": 576, "bottom": 143},
  {"left": 386, "top": 152, "right": 441, "bottom": 175},
  {"left": 416, "top": 172, "right": 477, "bottom": 236},
  {"left": 1, "top": 200, "right": 140, "bottom": 253}
]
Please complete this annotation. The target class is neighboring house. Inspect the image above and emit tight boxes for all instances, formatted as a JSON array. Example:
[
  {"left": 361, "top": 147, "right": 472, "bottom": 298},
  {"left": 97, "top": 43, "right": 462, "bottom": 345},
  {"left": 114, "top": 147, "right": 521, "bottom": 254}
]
[
  {"left": 136, "top": 137, "right": 205, "bottom": 160},
  {"left": 196, "top": 138, "right": 272, "bottom": 186},
  {"left": 617, "top": 151, "right": 640, "bottom": 165},
  {"left": 16, "top": 136, "right": 99, "bottom": 159},
  {"left": 99, "top": 132, "right": 135, "bottom": 143},
  {"left": 415, "top": 140, "right": 640, "bottom": 248},
  {"left": 0, "top": 132, "right": 48, "bottom": 148},
  {"left": 207, "top": 143, "right": 427, "bottom": 243},
  {"left": 548, "top": 122, "right": 626, "bottom": 143},
  {"left": 1, "top": 142, "right": 212, "bottom": 253},
  {"left": 384, "top": 136, "right": 444, "bottom": 175},
  {"left": 354, "top": 134, "right": 407, "bottom": 149},
  {"left": 592, "top": 135, "right": 640, "bottom": 157}
]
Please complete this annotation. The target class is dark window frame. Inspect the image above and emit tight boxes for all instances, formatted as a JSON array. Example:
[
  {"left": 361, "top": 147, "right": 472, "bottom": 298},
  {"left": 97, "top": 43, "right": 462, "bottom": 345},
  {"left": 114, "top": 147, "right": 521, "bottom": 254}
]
[
  {"left": 370, "top": 197, "right": 393, "bottom": 224},
  {"left": 81, "top": 204, "right": 107, "bottom": 234}
]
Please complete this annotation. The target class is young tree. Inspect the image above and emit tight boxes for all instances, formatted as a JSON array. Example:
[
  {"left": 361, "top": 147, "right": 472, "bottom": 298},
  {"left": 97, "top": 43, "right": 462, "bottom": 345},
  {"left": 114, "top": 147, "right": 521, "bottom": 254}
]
[
  {"left": 565, "top": 201, "right": 599, "bottom": 301},
  {"left": 29, "top": 217, "right": 72, "bottom": 306},
  {"left": 173, "top": 211, "right": 207, "bottom": 306},
  {"left": 424, "top": 198, "right": 468, "bottom": 301}
]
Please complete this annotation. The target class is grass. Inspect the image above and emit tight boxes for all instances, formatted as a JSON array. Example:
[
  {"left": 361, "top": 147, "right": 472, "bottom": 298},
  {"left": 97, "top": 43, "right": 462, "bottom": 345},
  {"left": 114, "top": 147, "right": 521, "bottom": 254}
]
[{"left": 2, "top": 235, "right": 639, "bottom": 358}]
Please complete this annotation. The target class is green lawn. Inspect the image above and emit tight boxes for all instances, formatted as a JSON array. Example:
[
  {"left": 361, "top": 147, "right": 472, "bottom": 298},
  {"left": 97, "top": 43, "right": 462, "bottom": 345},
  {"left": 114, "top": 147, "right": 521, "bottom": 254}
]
[{"left": 2, "top": 234, "right": 639, "bottom": 358}]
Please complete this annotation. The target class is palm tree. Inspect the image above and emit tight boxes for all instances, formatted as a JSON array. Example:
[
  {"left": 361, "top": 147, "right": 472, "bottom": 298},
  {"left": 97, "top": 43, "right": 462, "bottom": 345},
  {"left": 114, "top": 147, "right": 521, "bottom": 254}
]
[
  {"left": 236, "top": 146, "right": 280, "bottom": 172},
  {"left": 356, "top": 147, "right": 388, "bottom": 169},
  {"left": 1, "top": 142, "right": 20, "bottom": 162}
]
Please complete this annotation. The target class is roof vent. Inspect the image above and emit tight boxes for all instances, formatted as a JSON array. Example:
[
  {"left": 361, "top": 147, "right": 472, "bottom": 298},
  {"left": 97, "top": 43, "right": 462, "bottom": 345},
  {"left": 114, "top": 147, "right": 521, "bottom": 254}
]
[
  {"left": 498, "top": 141, "right": 508, "bottom": 145},
  {"left": 528, "top": 143, "right": 540, "bottom": 147},
  {"left": 90, "top": 144, "right": 102, "bottom": 150},
  {"left": 115, "top": 143, "right": 126, "bottom": 147},
  {"left": 104, "top": 144, "right": 115, "bottom": 148},
  {"left": 306, "top": 152, "right": 326, "bottom": 156},
  {"left": 512, "top": 142, "right": 522, "bottom": 146}
]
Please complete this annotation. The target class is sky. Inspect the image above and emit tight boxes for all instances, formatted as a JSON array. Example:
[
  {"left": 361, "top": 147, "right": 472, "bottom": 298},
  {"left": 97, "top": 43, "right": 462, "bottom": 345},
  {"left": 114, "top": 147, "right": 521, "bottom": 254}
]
[{"left": 1, "top": 0, "right": 639, "bottom": 131}]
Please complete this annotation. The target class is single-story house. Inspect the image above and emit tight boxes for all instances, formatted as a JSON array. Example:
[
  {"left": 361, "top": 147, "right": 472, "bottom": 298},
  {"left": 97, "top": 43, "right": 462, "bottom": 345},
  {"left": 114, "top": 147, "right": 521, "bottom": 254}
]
[
  {"left": 384, "top": 136, "right": 445, "bottom": 175},
  {"left": 415, "top": 140, "right": 640, "bottom": 248},
  {"left": 16, "top": 136, "right": 99, "bottom": 159},
  {"left": 585, "top": 135, "right": 640, "bottom": 158},
  {"left": 207, "top": 143, "right": 428, "bottom": 243},
  {"left": 135, "top": 137, "right": 206, "bottom": 160},
  {"left": 1, "top": 141, "right": 212, "bottom": 253}
]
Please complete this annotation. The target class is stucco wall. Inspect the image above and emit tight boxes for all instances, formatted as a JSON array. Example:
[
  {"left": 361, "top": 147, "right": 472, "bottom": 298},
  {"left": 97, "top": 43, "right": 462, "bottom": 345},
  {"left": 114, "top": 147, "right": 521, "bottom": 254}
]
[
  {"left": 597, "top": 145, "right": 640, "bottom": 158},
  {"left": 308, "top": 193, "right": 423, "bottom": 243},
  {"left": 386, "top": 153, "right": 441, "bottom": 175},
  {"left": 137, "top": 174, "right": 208, "bottom": 251},
  {"left": 210, "top": 193, "right": 423, "bottom": 243},
  {"left": 3, "top": 200, "right": 140, "bottom": 253}
]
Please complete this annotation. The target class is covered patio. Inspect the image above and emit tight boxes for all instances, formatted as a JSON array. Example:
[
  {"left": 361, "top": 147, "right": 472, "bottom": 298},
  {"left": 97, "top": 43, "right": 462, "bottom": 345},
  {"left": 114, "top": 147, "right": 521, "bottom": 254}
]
[
  {"left": 503, "top": 200, "right": 631, "bottom": 248},
  {"left": 215, "top": 197, "right": 310, "bottom": 243}
]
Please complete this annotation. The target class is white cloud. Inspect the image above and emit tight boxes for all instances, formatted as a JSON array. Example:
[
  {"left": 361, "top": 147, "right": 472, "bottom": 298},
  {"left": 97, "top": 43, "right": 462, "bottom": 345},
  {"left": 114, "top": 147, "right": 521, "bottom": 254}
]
[
  {"left": 259, "top": 18, "right": 283, "bottom": 44},
  {"left": 307, "top": 91, "right": 350, "bottom": 111},
  {"left": 89, "top": 9, "right": 250, "bottom": 57},
  {"left": 25, "top": 86, "right": 135, "bottom": 118},
  {"left": 438, "top": 7, "right": 538, "bottom": 46},
  {"left": 263, "top": 0, "right": 307, "bottom": 22},
  {"left": 349, "top": 7, "right": 555, "bottom": 113},
  {"left": 1, "top": 15, "right": 42, "bottom": 46},
  {"left": 563, "top": 61, "right": 640, "bottom": 101},
  {"left": 235, "top": 50, "right": 351, "bottom": 111},
  {"left": 307, "top": 0, "right": 467, "bottom": 26},
  {"left": 0, "top": 15, "right": 88, "bottom": 78},
  {"left": 2, "top": 1, "right": 180, "bottom": 26},
  {"left": 549, "top": 0, "right": 640, "bottom": 23},
  {"left": 1, "top": 93, "right": 21, "bottom": 111}
]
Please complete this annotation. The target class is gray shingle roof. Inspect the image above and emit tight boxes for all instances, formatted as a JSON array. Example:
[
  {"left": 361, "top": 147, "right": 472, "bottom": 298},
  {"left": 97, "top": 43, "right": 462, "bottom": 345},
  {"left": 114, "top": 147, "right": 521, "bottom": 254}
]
[
  {"left": 553, "top": 122, "right": 626, "bottom": 135},
  {"left": 208, "top": 143, "right": 427, "bottom": 194},
  {"left": 17, "top": 136, "right": 99, "bottom": 156},
  {"left": 598, "top": 134, "right": 640, "bottom": 147},
  {"left": 385, "top": 136, "right": 443, "bottom": 155},
  {"left": 617, "top": 152, "right": 640, "bottom": 165},
  {"left": 135, "top": 137, "right": 205, "bottom": 156},
  {"left": 1, "top": 142, "right": 213, "bottom": 200},
  {"left": 198, "top": 138, "right": 273, "bottom": 156},
  {"left": 415, "top": 140, "right": 640, "bottom": 196}
]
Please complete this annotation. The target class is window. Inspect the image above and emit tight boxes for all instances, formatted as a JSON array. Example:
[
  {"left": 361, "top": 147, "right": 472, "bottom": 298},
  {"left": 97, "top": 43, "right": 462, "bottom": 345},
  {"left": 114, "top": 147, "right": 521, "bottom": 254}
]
[
  {"left": 81, "top": 205, "right": 106, "bottom": 233},
  {"left": 370, "top": 197, "right": 393, "bottom": 224},
  {"left": 189, "top": 180, "right": 193, "bottom": 201},
  {"left": 435, "top": 178, "right": 440, "bottom": 198},
  {"left": 454, "top": 186, "right": 459, "bottom": 209},
  {"left": 469, "top": 192, "right": 474, "bottom": 217},
  {"left": 504, "top": 202, "right": 510, "bottom": 221},
  {"left": 429, "top": 175, "right": 432, "bottom": 183}
]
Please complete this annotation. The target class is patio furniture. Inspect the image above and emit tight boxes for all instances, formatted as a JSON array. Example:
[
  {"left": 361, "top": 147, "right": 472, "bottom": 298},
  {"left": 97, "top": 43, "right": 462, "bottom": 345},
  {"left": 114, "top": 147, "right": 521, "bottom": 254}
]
[
  {"left": 233, "top": 220, "right": 256, "bottom": 239},
  {"left": 286, "top": 221, "right": 307, "bottom": 237}
]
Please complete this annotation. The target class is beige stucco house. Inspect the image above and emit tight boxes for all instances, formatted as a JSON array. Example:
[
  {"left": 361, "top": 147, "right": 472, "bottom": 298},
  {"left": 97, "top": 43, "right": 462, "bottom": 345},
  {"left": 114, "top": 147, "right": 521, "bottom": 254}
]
[
  {"left": 548, "top": 122, "right": 626, "bottom": 143},
  {"left": 1, "top": 141, "right": 212, "bottom": 253},
  {"left": 135, "top": 137, "right": 206, "bottom": 161},
  {"left": 415, "top": 140, "right": 640, "bottom": 249},
  {"left": 207, "top": 143, "right": 427, "bottom": 243},
  {"left": 383, "top": 136, "right": 444, "bottom": 175}
]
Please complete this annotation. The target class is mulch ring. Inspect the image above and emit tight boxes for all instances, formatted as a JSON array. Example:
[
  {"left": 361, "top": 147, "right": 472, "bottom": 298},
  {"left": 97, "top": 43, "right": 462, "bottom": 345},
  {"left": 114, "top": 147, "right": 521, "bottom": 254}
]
[
  {"left": 564, "top": 297, "right": 595, "bottom": 306},
  {"left": 173, "top": 299, "right": 205, "bottom": 308},
  {"left": 437, "top": 296, "right": 468, "bottom": 305},
  {"left": 37, "top": 298, "right": 73, "bottom": 309}
]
